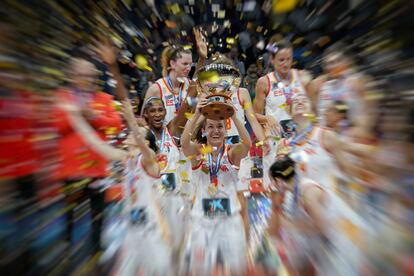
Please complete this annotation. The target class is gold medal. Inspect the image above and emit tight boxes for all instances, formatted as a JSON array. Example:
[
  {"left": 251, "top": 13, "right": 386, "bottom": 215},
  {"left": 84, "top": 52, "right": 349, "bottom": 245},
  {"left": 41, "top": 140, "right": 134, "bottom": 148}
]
[{"left": 207, "top": 185, "right": 218, "bottom": 197}]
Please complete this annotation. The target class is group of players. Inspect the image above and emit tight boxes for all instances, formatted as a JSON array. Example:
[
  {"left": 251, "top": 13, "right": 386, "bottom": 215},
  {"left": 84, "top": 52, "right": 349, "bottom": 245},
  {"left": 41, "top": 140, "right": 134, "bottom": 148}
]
[{"left": 61, "top": 32, "right": 376, "bottom": 275}]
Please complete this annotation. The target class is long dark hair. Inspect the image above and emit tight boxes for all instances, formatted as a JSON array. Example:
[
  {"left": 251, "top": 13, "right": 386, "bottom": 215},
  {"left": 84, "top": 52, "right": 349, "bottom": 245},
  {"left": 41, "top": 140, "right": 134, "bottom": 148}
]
[
  {"left": 269, "top": 156, "right": 295, "bottom": 181},
  {"left": 266, "top": 34, "right": 292, "bottom": 58},
  {"left": 145, "top": 129, "right": 158, "bottom": 153}
]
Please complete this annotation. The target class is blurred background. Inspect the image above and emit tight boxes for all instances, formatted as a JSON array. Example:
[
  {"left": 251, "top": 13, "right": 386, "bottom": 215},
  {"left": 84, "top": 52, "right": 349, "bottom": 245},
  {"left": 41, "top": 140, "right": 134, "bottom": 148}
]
[{"left": 0, "top": 0, "right": 413, "bottom": 275}]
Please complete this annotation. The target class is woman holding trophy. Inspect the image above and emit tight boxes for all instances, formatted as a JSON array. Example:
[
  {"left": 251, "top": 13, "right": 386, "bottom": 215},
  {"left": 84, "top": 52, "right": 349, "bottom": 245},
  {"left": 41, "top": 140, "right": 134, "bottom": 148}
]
[{"left": 179, "top": 59, "right": 252, "bottom": 275}]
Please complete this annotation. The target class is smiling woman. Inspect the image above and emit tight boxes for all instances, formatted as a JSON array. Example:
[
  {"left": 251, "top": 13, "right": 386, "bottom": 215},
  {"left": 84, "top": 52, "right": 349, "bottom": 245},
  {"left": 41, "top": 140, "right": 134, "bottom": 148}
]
[
  {"left": 179, "top": 96, "right": 252, "bottom": 274},
  {"left": 143, "top": 31, "right": 207, "bottom": 125}
]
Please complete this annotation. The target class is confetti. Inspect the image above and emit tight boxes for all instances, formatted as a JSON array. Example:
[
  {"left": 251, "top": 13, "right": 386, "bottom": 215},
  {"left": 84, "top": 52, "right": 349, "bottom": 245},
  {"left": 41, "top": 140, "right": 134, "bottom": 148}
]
[
  {"left": 302, "top": 51, "right": 312, "bottom": 57},
  {"left": 226, "top": 37, "right": 235, "bottom": 44},
  {"left": 201, "top": 167, "right": 209, "bottom": 174},
  {"left": 180, "top": 171, "right": 189, "bottom": 179},
  {"left": 255, "top": 141, "right": 264, "bottom": 147},
  {"left": 273, "top": 0, "right": 299, "bottom": 13},
  {"left": 243, "top": 102, "right": 252, "bottom": 110},
  {"left": 185, "top": 112, "right": 194, "bottom": 119},
  {"left": 200, "top": 144, "right": 213, "bottom": 155}
]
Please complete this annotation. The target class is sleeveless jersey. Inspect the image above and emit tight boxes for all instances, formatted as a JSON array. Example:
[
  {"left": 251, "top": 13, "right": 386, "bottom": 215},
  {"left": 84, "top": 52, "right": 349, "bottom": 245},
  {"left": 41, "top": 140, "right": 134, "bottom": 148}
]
[
  {"left": 191, "top": 145, "right": 241, "bottom": 217},
  {"left": 265, "top": 69, "right": 306, "bottom": 122},
  {"left": 124, "top": 153, "right": 160, "bottom": 211},
  {"left": 157, "top": 126, "right": 192, "bottom": 193},
  {"left": 154, "top": 77, "right": 190, "bottom": 125},
  {"left": 317, "top": 74, "right": 363, "bottom": 127},
  {"left": 226, "top": 88, "right": 245, "bottom": 137},
  {"left": 290, "top": 127, "right": 336, "bottom": 191}
]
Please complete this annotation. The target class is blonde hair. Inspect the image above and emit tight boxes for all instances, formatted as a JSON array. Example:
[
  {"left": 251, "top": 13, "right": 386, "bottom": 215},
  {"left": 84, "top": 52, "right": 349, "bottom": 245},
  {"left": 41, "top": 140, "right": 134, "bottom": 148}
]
[{"left": 161, "top": 45, "right": 191, "bottom": 77}]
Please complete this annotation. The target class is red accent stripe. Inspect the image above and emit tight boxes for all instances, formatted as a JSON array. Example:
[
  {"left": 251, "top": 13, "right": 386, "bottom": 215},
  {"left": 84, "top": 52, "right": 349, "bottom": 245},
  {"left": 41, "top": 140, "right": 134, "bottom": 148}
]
[
  {"left": 236, "top": 88, "right": 243, "bottom": 107},
  {"left": 162, "top": 78, "right": 173, "bottom": 93},
  {"left": 166, "top": 127, "right": 178, "bottom": 148},
  {"left": 192, "top": 160, "right": 202, "bottom": 170},
  {"left": 265, "top": 75, "right": 271, "bottom": 97},
  {"left": 226, "top": 145, "right": 239, "bottom": 169},
  {"left": 155, "top": 81, "right": 163, "bottom": 99}
]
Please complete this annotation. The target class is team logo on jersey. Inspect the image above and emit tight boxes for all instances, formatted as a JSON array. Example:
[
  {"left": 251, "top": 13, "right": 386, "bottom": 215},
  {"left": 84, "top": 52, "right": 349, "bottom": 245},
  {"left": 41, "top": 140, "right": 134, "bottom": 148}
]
[
  {"left": 220, "top": 164, "right": 229, "bottom": 172},
  {"left": 166, "top": 99, "right": 174, "bottom": 106},
  {"left": 273, "top": 89, "right": 284, "bottom": 97},
  {"left": 202, "top": 198, "right": 230, "bottom": 217}
]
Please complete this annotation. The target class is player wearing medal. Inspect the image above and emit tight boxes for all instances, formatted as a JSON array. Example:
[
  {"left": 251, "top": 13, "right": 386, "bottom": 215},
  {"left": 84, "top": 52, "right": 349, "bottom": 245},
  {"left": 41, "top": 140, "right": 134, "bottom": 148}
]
[
  {"left": 141, "top": 91, "right": 198, "bottom": 258},
  {"left": 60, "top": 40, "right": 174, "bottom": 274},
  {"left": 143, "top": 29, "right": 207, "bottom": 125},
  {"left": 179, "top": 96, "right": 252, "bottom": 275},
  {"left": 271, "top": 93, "right": 374, "bottom": 275},
  {"left": 61, "top": 96, "right": 173, "bottom": 275},
  {"left": 253, "top": 36, "right": 312, "bottom": 138},
  {"left": 308, "top": 43, "right": 376, "bottom": 138}
]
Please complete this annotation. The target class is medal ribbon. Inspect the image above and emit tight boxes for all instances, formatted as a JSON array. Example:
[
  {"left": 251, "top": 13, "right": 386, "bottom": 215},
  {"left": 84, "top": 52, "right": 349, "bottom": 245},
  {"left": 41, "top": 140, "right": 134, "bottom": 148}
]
[
  {"left": 166, "top": 75, "right": 184, "bottom": 110},
  {"left": 207, "top": 145, "right": 225, "bottom": 186},
  {"left": 274, "top": 71, "right": 293, "bottom": 105},
  {"left": 151, "top": 127, "right": 166, "bottom": 152}
]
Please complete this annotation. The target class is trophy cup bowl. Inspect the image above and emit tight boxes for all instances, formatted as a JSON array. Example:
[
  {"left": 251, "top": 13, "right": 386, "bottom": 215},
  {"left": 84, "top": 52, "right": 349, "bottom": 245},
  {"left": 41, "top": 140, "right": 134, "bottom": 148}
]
[{"left": 196, "top": 63, "right": 241, "bottom": 120}]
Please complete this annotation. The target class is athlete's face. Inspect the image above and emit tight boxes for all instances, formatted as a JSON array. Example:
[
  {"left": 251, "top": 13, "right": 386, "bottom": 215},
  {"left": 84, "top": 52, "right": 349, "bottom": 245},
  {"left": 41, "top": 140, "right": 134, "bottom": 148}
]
[
  {"left": 324, "top": 53, "right": 349, "bottom": 78},
  {"left": 144, "top": 101, "right": 166, "bottom": 129},
  {"left": 325, "top": 104, "right": 344, "bottom": 129},
  {"left": 171, "top": 53, "right": 192, "bottom": 78},
  {"left": 291, "top": 94, "right": 312, "bottom": 117},
  {"left": 272, "top": 48, "right": 293, "bottom": 76},
  {"left": 204, "top": 119, "right": 226, "bottom": 147},
  {"left": 70, "top": 59, "right": 98, "bottom": 92}
]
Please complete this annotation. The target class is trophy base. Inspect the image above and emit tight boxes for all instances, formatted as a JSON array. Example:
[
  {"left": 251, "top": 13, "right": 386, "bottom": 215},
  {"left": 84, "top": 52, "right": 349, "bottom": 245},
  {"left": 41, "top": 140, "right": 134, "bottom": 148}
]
[{"left": 201, "top": 94, "right": 234, "bottom": 120}]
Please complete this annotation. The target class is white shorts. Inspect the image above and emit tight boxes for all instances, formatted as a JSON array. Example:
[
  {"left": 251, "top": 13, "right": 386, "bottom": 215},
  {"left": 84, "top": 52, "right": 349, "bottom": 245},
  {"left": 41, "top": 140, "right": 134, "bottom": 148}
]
[
  {"left": 180, "top": 214, "right": 247, "bottom": 275},
  {"left": 160, "top": 193, "right": 192, "bottom": 251},
  {"left": 117, "top": 208, "right": 172, "bottom": 276}
]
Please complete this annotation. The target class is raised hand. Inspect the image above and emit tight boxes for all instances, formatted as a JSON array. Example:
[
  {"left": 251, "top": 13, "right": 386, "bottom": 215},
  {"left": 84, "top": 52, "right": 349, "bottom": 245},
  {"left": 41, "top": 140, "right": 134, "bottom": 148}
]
[
  {"left": 96, "top": 36, "right": 117, "bottom": 66},
  {"left": 194, "top": 28, "right": 207, "bottom": 60}
]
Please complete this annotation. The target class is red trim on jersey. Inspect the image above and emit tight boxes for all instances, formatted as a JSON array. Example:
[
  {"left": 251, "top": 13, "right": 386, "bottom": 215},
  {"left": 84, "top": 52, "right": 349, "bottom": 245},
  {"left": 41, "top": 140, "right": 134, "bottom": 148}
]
[
  {"left": 192, "top": 160, "right": 202, "bottom": 170},
  {"left": 265, "top": 75, "right": 271, "bottom": 97},
  {"left": 166, "top": 127, "right": 178, "bottom": 148},
  {"left": 155, "top": 81, "right": 163, "bottom": 99},
  {"left": 236, "top": 88, "right": 243, "bottom": 107},
  {"left": 162, "top": 78, "right": 173, "bottom": 93},
  {"left": 226, "top": 145, "right": 239, "bottom": 169}
]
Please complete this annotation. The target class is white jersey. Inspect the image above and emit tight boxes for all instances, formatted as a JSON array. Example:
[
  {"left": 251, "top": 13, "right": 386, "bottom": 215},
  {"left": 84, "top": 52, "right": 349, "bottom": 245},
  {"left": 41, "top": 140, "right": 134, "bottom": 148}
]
[
  {"left": 157, "top": 126, "right": 192, "bottom": 194},
  {"left": 124, "top": 153, "right": 160, "bottom": 211},
  {"left": 226, "top": 88, "right": 245, "bottom": 137},
  {"left": 265, "top": 69, "right": 306, "bottom": 122},
  {"left": 290, "top": 127, "right": 336, "bottom": 191},
  {"left": 121, "top": 154, "right": 172, "bottom": 276},
  {"left": 191, "top": 145, "right": 242, "bottom": 217},
  {"left": 317, "top": 74, "right": 363, "bottom": 127},
  {"left": 154, "top": 77, "right": 190, "bottom": 125}
]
